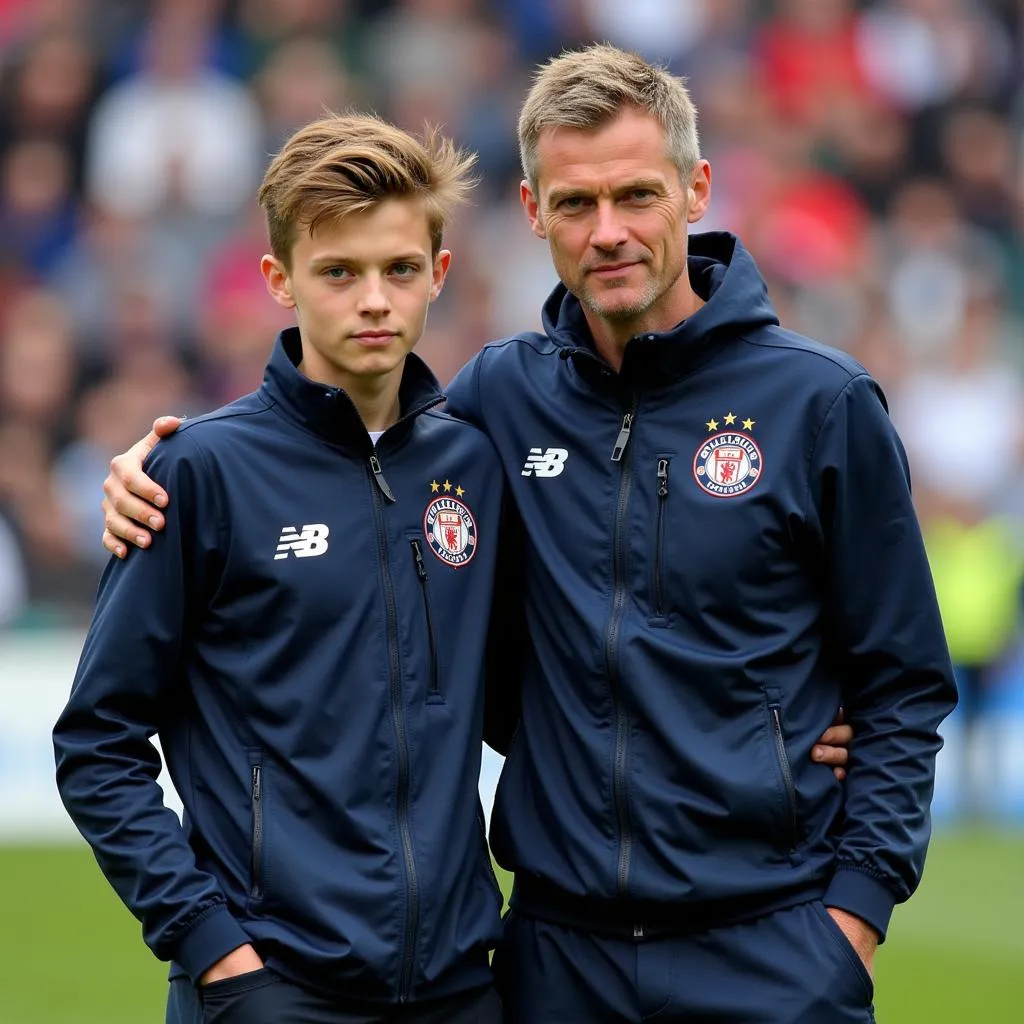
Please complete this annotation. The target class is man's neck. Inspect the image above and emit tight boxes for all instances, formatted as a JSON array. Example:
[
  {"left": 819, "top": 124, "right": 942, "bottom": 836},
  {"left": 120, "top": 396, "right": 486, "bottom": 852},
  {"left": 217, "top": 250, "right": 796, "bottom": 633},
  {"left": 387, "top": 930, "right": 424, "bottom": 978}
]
[
  {"left": 348, "top": 378, "right": 403, "bottom": 432},
  {"left": 583, "top": 284, "right": 705, "bottom": 373}
]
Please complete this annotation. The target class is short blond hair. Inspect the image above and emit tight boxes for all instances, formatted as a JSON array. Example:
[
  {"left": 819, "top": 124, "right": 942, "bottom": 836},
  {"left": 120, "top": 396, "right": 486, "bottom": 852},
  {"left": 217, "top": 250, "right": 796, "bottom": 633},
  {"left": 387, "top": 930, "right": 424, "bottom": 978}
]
[
  {"left": 518, "top": 44, "right": 700, "bottom": 188},
  {"left": 258, "top": 112, "right": 477, "bottom": 265}
]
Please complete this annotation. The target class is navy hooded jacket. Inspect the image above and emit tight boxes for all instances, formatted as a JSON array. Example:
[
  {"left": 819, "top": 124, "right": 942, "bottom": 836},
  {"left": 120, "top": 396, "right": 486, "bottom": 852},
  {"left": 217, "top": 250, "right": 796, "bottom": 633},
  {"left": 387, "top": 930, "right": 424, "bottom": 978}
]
[
  {"left": 54, "top": 330, "right": 508, "bottom": 1002},
  {"left": 445, "top": 231, "right": 957, "bottom": 941}
]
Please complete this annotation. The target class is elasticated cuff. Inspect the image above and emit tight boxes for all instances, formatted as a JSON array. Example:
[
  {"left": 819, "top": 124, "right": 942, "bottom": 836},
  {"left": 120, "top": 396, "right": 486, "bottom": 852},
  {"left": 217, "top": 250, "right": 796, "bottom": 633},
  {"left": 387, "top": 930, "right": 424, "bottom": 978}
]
[
  {"left": 823, "top": 867, "right": 897, "bottom": 942},
  {"left": 172, "top": 905, "right": 253, "bottom": 984}
]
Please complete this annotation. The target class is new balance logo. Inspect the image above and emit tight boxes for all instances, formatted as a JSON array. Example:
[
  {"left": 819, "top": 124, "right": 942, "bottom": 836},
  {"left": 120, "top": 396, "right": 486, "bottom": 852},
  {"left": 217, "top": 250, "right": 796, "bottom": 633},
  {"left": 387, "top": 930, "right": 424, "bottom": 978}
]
[
  {"left": 521, "top": 448, "right": 569, "bottom": 478},
  {"left": 274, "top": 524, "right": 330, "bottom": 560}
]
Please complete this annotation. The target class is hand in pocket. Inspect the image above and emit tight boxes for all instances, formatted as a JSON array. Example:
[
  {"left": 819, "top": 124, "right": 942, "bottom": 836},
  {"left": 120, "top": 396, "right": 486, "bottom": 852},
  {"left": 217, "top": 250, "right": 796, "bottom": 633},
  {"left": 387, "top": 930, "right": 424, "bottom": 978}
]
[{"left": 201, "top": 967, "right": 278, "bottom": 1024}]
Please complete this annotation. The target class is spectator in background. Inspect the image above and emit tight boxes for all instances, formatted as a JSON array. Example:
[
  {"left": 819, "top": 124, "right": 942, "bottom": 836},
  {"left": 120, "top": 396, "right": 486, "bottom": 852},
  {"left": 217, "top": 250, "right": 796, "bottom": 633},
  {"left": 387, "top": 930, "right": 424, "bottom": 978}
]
[
  {"left": 0, "top": 137, "right": 78, "bottom": 277},
  {"left": 84, "top": 9, "right": 262, "bottom": 222}
]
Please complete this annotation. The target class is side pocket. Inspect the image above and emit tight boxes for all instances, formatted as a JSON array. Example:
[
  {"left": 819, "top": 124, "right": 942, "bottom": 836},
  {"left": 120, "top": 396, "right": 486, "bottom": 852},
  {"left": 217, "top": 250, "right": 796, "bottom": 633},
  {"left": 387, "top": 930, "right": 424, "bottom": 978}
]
[
  {"left": 410, "top": 538, "right": 444, "bottom": 704},
  {"left": 811, "top": 901, "right": 875, "bottom": 1004},
  {"left": 765, "top": 689, "right": 798, "bottom": 851},
  {"left": 649, "top": 456, "right": 671, "bottom": 623},
  {"left": 250, "top": 760, "right": 264, "bottom": 901}
]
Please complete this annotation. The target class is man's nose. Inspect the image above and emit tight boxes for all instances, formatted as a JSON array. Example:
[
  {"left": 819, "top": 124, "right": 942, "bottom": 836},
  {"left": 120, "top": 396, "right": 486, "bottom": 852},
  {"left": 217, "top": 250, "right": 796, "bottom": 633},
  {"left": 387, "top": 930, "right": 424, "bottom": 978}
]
[
  {"left": 357, "top": 275, "right": 390, "bottom": 313},
  {"left": 590, "top": 200, "right": 629, "bottom": 250}
]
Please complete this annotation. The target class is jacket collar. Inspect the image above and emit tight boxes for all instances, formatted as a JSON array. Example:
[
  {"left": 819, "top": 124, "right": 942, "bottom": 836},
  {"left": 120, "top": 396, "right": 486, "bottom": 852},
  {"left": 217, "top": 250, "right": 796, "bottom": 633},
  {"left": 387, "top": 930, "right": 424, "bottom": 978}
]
[{"left": 258, "top": 328, "right": 445, "bottom": 450}]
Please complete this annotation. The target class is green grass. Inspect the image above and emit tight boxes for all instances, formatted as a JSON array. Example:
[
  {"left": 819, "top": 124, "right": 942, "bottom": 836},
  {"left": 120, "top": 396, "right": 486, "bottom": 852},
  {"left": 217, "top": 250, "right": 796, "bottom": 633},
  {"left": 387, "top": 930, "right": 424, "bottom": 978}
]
[{"left": 2, "top": 829, "right": 1020, "bottom": 1022}]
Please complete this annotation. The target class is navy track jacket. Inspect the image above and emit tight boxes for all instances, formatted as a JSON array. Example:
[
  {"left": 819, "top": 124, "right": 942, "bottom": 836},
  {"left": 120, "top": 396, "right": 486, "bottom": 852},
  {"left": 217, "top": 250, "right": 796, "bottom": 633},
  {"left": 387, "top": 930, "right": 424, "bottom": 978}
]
[
  {"left": 446, "top": 231, "right": 958, "bottom": 941},
  {"left": 54, "top": 331, "right": 508, "bottom": 1002}
]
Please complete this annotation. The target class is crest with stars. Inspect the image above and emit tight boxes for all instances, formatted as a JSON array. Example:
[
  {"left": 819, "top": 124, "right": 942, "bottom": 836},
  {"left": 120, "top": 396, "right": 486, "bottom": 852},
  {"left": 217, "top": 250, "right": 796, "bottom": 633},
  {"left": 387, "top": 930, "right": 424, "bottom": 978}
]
[
  {"left": 692, "top": 412, "right": 763, "bottom": 499},
  {"left": 424, "top": 481, "right": 477, "bottom": 567}
]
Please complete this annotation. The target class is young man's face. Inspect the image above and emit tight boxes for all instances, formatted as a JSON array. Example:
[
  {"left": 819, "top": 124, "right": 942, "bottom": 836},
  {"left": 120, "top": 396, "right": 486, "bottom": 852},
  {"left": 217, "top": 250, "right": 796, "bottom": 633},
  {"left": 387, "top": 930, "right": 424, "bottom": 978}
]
[
  {"left": 262, "top": 196, "right": 450, "bottom": 391},
  {"left": 521, "top": 107, "right": 710, "bottom": 335}
]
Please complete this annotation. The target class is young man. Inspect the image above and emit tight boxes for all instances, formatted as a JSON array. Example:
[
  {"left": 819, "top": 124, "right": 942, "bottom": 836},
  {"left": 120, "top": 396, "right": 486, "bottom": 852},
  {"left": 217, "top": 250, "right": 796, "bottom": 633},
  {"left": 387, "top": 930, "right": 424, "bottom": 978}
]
[
  {"left": 54, "top": 115, "right": 510, "bottom": 1024},
  {"left": 97, "top": 57, "right": 872, "bottom": 1023}
]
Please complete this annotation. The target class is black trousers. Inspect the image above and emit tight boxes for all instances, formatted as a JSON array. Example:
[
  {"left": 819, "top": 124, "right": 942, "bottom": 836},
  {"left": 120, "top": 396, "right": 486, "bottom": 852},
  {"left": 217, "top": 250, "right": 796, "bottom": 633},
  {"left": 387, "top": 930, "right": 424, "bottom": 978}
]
[{"left": 166, "top": 969, "right": 503, "bottom": 1024}]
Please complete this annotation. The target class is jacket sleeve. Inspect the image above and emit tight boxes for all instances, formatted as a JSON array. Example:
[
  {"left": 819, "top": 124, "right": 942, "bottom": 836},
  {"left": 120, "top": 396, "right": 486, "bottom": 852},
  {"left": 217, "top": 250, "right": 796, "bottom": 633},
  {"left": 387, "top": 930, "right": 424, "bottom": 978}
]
[
  {"left": 53, "top": 435, "right": 251, "bottom": 981},
  {"left": 807, "top": 374, "right": 958, "bottom": 940}
]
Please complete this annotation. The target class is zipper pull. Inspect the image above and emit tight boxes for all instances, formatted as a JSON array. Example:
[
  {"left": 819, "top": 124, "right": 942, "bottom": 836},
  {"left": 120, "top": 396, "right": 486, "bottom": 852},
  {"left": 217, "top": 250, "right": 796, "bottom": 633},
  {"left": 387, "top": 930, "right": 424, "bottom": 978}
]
[
  {"left": 411, "top": 539, "right": 428, "bottom": 580},
  {"left": 252, "top": 765, "right": 261, "bottom": 800},
  {"left": 369, "top": 453, "right": 396, "bottom": 502},
  {"left": 611, "top": 413, "right": 633, "bottom": 462},
  {"left": 657, "top": 458, "right": 669, "bottom": 497}
]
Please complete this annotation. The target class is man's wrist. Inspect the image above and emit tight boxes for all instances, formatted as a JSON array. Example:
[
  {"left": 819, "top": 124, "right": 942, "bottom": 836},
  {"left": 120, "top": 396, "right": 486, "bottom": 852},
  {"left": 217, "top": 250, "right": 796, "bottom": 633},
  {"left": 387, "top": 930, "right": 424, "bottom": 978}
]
[
  {"left": 827, "top": 906, "right": 879, "bottom": 975},
  {"left": 199, "top": 943, "right": 264, "bottom": 985}
]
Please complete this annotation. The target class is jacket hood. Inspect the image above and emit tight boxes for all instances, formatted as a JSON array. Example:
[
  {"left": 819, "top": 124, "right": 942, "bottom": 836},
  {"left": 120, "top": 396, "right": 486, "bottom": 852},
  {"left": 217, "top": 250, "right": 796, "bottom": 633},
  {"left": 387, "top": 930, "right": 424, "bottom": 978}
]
[
  {"left": 259, "top": 327, "right": 445, "bottom": 449},
  {"left": 540, "top": 231, "right": 779, "bottom": 384}
]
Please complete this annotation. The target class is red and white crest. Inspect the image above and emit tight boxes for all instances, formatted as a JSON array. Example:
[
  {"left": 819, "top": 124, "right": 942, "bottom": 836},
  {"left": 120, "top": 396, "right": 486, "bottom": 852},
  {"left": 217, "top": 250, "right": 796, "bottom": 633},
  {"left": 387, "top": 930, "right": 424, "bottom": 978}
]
[
  {"left": 693, "top": 431, "right": 763, "bottom": 498},
  {"left": 424, "top": 495, "right": 478, "bottom": 567}
]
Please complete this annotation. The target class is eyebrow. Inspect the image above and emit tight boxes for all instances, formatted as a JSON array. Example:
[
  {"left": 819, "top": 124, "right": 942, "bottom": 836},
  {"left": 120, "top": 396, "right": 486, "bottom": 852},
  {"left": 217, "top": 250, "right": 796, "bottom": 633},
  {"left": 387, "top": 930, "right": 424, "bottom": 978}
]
[
  {"left": 546, "top": 178, "right": 667, "bottom": 209},
  {"left": 309, "top": 252, "right": 428, "bottom": 268}
]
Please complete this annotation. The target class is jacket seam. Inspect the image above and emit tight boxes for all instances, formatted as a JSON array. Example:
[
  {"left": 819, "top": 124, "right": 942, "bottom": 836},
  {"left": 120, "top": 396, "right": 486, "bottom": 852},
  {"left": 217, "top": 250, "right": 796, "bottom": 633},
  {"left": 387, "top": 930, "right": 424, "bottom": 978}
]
[
  {"left": 178, "top": 429, "right": 230, "bottom": 553},
  {"left": 483, "top": 334, "right": 560, "bottom": 359},
  {"left": 738, "top": 330, "right": 864, "bottom": 377},
  {"left": 800, "top": 373, "right": 871, "bottom": 526},
  {"left": 176, "top": 404, "right": 269, "bottom": 433}
]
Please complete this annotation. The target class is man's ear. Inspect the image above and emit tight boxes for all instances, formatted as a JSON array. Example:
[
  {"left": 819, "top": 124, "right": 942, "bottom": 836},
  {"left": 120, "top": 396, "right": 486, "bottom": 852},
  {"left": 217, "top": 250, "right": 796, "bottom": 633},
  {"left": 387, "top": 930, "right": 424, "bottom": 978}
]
[
  {"left": 686, "top": 160, "right": 712, "bottom": 225},
  {"left": 430, "top": 249, "right": 452, "bottom": 301},
  {"left": 261, "top": 254, "right": 296, "bottom": 309},
  {"left": 520, "top": 179, "right": 546, "bottom": 240}
]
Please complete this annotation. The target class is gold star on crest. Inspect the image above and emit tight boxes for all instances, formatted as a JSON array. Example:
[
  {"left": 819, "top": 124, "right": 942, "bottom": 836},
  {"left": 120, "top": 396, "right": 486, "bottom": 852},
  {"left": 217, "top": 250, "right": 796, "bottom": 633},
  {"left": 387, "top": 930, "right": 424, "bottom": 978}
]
[
  {"left": 430, "top": 480, "right": 440, "bottom": 493},
  {"left": 443, "top": 479, "right": 452, "bottom": 492},
  {"left": 742, "top": 417, "right": 755, "bottom": 431},
  {"left": 706, "top": 418, "right": 719, "bottom": 432},
  {"left": 723, "top": 412, "right": 737, "bottom": 425},
  {"left": 455, "top": 485, "right": 465, "bottom": 497}
]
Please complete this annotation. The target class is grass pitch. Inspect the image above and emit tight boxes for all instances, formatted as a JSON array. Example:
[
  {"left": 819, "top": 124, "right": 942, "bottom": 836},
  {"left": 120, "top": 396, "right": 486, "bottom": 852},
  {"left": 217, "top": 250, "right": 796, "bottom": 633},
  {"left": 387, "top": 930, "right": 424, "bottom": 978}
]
[{"left": 1, "top": 828, "right": 1019, "bottom": 1022}]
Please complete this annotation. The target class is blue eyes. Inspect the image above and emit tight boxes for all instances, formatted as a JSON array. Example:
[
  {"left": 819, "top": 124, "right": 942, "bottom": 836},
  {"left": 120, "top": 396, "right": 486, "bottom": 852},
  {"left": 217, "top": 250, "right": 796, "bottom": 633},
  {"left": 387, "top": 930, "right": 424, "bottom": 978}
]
[
  {"left": 556, "top": 190, "right": 656, "bottom": 211},
  {"left": 322, "top": 264, "right": 420, "bottom": 280}
]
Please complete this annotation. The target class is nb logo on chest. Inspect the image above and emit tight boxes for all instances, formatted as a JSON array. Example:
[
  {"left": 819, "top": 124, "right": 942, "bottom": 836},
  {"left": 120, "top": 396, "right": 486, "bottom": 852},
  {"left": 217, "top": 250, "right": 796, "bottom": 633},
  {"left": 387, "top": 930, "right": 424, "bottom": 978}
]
[
  {"left": 521, "top": 447, "right": 569, "bottom": 478},
  {"left": 274, "top": 524, "right": 330, "bottom": 560}
]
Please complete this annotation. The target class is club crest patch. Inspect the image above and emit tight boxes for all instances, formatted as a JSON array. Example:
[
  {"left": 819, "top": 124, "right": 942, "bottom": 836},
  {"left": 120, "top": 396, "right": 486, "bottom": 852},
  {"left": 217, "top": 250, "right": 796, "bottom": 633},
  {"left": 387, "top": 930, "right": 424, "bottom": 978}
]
[
  {"left": 424, "top": 492, "right": 477, "bottom": 567},
  {"left": 693, "top": 415, "right": 762, "bottom": 498}
]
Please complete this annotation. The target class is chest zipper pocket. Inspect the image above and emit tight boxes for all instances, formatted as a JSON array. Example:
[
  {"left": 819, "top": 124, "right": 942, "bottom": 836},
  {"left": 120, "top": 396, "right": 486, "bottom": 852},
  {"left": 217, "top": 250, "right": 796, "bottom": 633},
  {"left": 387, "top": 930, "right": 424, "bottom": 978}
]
[
  {"left": 411, "top": 539, "right": 444, "bottom": 704},
  {"left": 767, "top": 698, "right": 799, "bottom": 851},
  {"left": 250, "top": 761, "right": 265, "bottom": 899},
  {"left": 650, "top": 457, "right": 671, "bottom": 622}
]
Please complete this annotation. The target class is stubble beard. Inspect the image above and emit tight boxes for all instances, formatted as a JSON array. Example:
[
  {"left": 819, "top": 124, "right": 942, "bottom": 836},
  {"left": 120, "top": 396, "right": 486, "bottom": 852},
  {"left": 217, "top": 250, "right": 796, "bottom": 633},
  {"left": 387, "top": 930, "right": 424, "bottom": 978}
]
[{"left": 577, "top": 271, "right": 662, "bottom": 325}]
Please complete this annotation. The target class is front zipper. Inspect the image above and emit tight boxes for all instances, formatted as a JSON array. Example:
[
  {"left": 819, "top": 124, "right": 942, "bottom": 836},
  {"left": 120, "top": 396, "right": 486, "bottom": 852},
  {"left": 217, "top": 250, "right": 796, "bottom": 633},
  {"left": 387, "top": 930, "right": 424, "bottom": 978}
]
[
  {"left": 250, "top": 764, "right": 263, "bottom": 899},
  {"left": 652, "top": 458, "right": 670, "bottom": 617},
  {"left": 606, "top": 395, "right": 638, "bottom": 896},
  {"left": 410, "top": 539, "right": 441, "bottom": 702},
  {"left": 368, "top": 468, "right": 418, "bottom": 1001},
  {"left": 769, "top": 704, "right": 799, "bottom": 850}
]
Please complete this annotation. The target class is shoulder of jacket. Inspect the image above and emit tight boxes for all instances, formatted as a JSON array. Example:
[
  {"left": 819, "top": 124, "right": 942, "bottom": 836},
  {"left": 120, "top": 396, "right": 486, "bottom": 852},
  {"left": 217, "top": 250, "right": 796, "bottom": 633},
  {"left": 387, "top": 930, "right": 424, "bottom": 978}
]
[
  {"left": 738, "top": 324, "right": 869, "bottom": 388},
  {"left": 174, "top": 393, "right": 272, "bottom": 442},
  {"left": 476, "top": 331, "right": 561, "bottom": 365},
  {"left": 421, "top": 407, "right": 502, "bottom": 457}
]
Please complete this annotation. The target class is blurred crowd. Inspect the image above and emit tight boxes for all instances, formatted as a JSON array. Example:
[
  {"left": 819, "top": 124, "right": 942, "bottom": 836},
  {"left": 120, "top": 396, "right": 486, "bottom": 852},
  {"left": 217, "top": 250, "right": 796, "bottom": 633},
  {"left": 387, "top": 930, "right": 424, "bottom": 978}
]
[{"left": 1, "top": 0, "right": 1023, "bottom": 758}]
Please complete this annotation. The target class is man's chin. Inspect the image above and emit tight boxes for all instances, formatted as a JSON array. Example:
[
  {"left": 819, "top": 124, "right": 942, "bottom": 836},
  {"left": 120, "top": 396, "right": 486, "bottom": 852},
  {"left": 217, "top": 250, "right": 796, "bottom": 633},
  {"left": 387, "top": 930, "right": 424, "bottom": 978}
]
[{"left": 580, "top": 292, "right": 650, "bottom": 323}]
